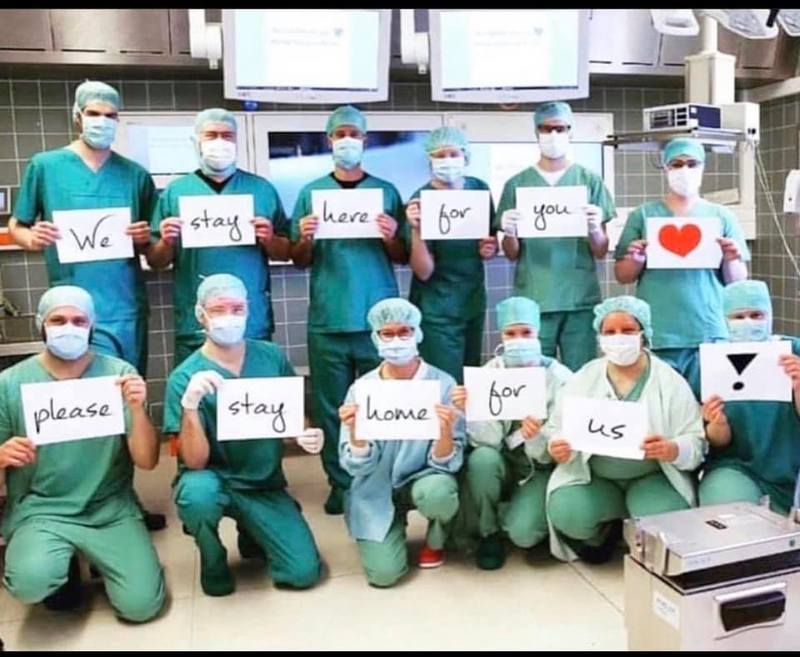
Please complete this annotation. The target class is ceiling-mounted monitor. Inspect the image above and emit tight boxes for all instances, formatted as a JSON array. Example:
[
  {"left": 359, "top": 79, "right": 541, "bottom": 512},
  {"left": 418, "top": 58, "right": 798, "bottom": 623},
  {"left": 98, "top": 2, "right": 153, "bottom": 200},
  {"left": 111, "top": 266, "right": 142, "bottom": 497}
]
[
  {"left": 222, "top": 9, "right": 391, "bottom": 105},
  {"left": 429, "top": 9, "right": 590, "bottom": 104}
]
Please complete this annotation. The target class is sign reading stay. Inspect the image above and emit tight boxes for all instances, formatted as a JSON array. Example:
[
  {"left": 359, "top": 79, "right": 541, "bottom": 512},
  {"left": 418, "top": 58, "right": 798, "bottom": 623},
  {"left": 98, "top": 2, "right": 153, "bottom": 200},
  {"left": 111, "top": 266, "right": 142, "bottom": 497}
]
[
  {"left": 216, "top": 377, "right": 305, "bottom": 440},
  {"left": 179, "top": 194, "right": 256, "bottom": 248}
]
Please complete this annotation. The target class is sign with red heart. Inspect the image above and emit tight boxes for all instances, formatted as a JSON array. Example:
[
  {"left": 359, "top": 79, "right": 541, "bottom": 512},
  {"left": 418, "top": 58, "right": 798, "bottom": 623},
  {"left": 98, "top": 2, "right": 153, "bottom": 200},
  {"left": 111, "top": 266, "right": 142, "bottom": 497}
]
[
  {"left": 645, "top": 216, "right": 723, "bottom": 269},
  {"left": 658, "top": 223, "right": 702, "bottom": 257}
]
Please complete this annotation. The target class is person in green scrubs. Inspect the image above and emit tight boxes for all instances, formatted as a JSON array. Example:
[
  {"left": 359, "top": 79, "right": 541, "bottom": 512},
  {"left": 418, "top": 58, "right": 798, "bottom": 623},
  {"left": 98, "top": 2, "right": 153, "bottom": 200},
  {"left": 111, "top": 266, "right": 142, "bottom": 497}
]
[
  {"left": 496, "top": 101, "right": 617, "bottom": 372},
  {"left": 450, "top": 297, "right": 572, "bottom": 570},
  {"left": 163, "top": 274, "right": 323, "bottom": 597},
  {"left": 8, "top": 80, "right": 156, "bottom": 376},
  {"left": 698, "top": 280, "right": 800, "bottom": 514},
  {"left": 614, "top": 137, "right": 750, "bottom": 399},
  {"left": 148, "top": 108, "right": 291, "bottom": 366},
  {"left": 545, "top": 296, "right": 706, "bottom": 563},
  {"left": 290, "top": 105, "right": 408, "bottom": 515},
  {"left": 0, "top": 286, "right": 165, "bottom": 621},
  {"left": 403, "top": 127, "right": 497, "bottom": 383}
]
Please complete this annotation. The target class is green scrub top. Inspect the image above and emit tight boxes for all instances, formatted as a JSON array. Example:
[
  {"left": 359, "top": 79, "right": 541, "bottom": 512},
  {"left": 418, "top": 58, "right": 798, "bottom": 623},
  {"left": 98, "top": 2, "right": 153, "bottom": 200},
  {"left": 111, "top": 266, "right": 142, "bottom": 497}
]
[
  {"left": 495, "top": 163, "right": 616, "bottom": 313},
  {"left": 151, "top": 170, "right": 288, "bottom": 342},
  {"left": 290, "top": 173, "right": 406, "bottom": 333},
  {"left": 703, "top": 337, "right": 800, "bottom": 512},
  {"left": 613, "top": 199, "right": 751, "bottom": 349},
  {"left": 13, "top": 148, "right": 156, "bottom": 320},
  {"left": 163, "top": 339, "right": 295, "bottom": 491},
  {"left": 0, "top": 353, "right": 138, "bottom": 538},
  {"left": 403, "top": 176, "right": 497, "bottom": 321}
]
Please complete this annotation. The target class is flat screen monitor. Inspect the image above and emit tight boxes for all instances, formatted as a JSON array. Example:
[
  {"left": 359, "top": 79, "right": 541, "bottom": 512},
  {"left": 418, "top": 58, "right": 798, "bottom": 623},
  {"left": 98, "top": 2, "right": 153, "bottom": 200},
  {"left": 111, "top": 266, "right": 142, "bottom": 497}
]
[
  {"left": 429, "top": 9, "right": 590, "bottom": 104},
  {"left": 222, "top": 9, "right": 391, "bottom": 104}
]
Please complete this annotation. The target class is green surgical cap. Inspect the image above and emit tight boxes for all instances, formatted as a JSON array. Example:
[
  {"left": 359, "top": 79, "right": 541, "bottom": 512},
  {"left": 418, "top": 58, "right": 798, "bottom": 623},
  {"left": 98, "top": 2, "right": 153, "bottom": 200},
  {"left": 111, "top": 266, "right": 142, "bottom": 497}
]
[
  {"left": 533, "top": 101, "right": 573, "bottom": 127},
  {"left": 325, "top": 105, "right": 367, "bottom": 135},
  {"left": 593, "top": 295, "right": 653, "bottom": 343},
  {"left": 36, "top": 285, "right": 96, "bottom": 330},
  {"left": 72, "top": 80, "right": 120, "bottom": 119},
  {"left": 723, "top": 280, "right": 772, "bottom": 317},
  {"left": 196, "top": 274, "right": 247, "bottom": 306},
  {"left": 367, "top": 298, "right": 421, "bottom": 331},
  {"left": 194, "top": 108, "right": 237, "bottom": 135},
  {"left": 424, "top": 126, "right": 470, "bottom": 159},
  {"left": 661, "top": 137, "right": 706, "bottom": 167},
  {"left": 496, "top": 297, "right": 541, "bottom": 332}
]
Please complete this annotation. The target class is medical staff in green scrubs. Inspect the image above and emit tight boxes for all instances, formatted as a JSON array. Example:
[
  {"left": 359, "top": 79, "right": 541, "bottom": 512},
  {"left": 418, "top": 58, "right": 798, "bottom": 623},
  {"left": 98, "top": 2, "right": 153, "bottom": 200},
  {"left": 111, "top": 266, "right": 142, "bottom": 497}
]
[
  {"left": 699, "top": 280, "right": 800, "bottom": 514},
  {"left": 163, "top": 274, "right": 322, "bottom": 597},
  {"left": 290, "top": 105, "right": 408, "bottom": 515},
  {"left": 148, "top": 108, "right": 291, "bottom": 366},
  {"left": 614, "top": 137, "right": 750, "bottom": 399},
  {"left": 0, "top": 286, "right": 165, "bottom": 621},
  {"left": 403, "top": 127, "right": 497, "bottom": 383},
  {"left": 8, "top": 80, "right": 156, "bottom": 376},
  {"left": 496, "top": 101, "right": 617, "bottom": 372}
]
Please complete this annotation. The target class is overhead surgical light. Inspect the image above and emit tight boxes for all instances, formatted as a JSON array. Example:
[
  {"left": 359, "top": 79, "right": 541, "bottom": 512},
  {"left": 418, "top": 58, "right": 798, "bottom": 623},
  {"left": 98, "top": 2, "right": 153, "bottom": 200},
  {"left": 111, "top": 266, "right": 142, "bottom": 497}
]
[
  {"left": 776, "top": 9, "right": 800, "bottom": 37},
  {"left": 699, "top": 9, "right": 779, "bottom": 39},
  {"left": 650, "top": 10, "right": 700, "bottom": 37}
]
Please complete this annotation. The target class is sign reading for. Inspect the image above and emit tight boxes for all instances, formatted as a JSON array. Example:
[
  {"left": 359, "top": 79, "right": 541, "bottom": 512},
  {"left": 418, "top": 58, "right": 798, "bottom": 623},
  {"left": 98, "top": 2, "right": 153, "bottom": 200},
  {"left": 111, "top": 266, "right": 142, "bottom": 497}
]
[
  {"left": 515, "top": 186, "right": 588, "bottom": 238},
  {"left": 179, "top": 194, "right": 256, "bottom": 248},
  {"left": 561, "top": 396, "right": 648, "bottom": 460},
  {"left": 645, "top": 216, "right": 723, "bottom": 269},
  {"left": 217, "top": 377, "right": 305, "bottom": 440},
  {"left": 52, "top": 207, "right": 134, "bottom": 264},
  {"left": 420, "top": 190, "right": 491, "bottom": 240},
  {"left": 311, "top": 189, "right": 384, "bottom": 239},
  {"left": 463, "top": 366, "right": 547, "bottom": 421},
  {"left": 354, "top": 379, "right": 440, "bottom": 441}
]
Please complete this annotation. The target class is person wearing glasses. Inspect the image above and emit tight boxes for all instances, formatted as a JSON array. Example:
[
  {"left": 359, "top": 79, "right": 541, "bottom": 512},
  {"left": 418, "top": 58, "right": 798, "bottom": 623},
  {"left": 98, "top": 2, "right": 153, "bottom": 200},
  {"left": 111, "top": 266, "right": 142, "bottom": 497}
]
[
  {"left": 496, "top": 101, "right": 617, "bottom": 372},
  {"left": 614, "top": 138, "right": 750, "bottom": 398}
]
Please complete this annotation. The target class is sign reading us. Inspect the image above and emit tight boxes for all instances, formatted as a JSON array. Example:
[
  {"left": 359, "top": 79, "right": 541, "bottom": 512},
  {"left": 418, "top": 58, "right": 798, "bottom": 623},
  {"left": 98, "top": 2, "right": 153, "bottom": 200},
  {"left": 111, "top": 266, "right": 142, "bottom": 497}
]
[
  {"left": 645, "top": 216, "right": 723, "bottom": 269},
  {"left": 561, "top": 396, "right": 648, "bottom": 460}
]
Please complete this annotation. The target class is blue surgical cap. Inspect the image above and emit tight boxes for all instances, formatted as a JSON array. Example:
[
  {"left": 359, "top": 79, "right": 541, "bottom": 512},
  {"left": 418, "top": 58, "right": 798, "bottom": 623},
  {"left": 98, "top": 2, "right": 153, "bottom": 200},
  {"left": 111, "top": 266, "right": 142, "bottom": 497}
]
[
  {"left": 194, "top": 108, "right": 237, "bottom": 136},
  {"left": 326, "top": 105, "right": 367, "bottom": 136},
  {"left": 593, "top": 295, "right": 653, "bottom": 343},
  {"left": 534, "top": 101, "right": 573, "bottom": 128},
  {"left": 661, "top": 138, "right": 706, "bottom": 167},
  {"left": 72, "top": 80, "right": 120, "bottom": 119},
  {"left": 36, "top": 285, "right": 96, "bottom": 330},
  {"left": 496, "top": 297, "right": 541, "bottom": 332},
  {"left": 424, "top": 127, "right": 470, "bottom": 160},
  {"left": 368, "top": 298, "right": 421, "bottom": 331},
  {"left": 723, "top": 280, "right": 772, "bottom": 317},
  {"left": 195, "top": 274, "right": 247, "bottom": 309}
]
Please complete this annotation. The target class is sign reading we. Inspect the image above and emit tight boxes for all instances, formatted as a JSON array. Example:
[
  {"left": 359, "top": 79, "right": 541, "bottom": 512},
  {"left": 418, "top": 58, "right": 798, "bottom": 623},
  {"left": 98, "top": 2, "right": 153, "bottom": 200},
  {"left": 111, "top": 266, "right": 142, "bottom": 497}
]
[{"left": 53, "top": 207, "right": 134, "bottom": 264}]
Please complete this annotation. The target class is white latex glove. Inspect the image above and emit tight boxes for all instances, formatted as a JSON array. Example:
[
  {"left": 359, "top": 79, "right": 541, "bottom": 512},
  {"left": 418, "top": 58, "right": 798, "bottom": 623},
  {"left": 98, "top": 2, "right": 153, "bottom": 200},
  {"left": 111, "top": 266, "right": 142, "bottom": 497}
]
[
  {"left": 297, "top": 427, "right": 324, "bottom": 455},
  {"left": 501, "top": 209, "right": 522, "bottom": 237},
  {"left": 585, "top": 204, "right": 603, "bottom": 235},
  {"left": 181, "top": 370, "right": 225, "bottom": 410}
]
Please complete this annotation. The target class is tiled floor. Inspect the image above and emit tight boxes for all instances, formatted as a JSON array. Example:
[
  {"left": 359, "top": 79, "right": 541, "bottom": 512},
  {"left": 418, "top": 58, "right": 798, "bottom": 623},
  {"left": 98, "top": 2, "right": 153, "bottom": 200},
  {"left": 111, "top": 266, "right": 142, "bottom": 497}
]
[{"left": 0, "top": 446, "right": 628, "bottom": 651}]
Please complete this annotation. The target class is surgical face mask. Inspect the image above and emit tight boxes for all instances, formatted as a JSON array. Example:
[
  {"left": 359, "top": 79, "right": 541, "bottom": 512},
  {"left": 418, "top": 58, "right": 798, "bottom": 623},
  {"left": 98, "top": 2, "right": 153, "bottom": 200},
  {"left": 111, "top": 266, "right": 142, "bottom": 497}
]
[
  {"left": 431, "top": 156, "right": 465, "bottom": 184},
  {"left": 378, "top": 338, "right": 418, "bottom": 366},
  {"left": 200, "top": 138, "right": 237, "bottom": 177},
  {"left": 332, "top": 137, "right": 363, "bottom": 170},
  {"left": 727, "top": 318, "right": 771, "bottom": 342},
  {"left": 46, "top": 324, "right": 90, "bottom": 360},
  {"left": 598, "top": 333, "right": 642, "bottom": 366},
  {"left": 500, "top": 337, "right": 542, "bottom": 367},
  {"left": 538, "top": 132, "right": 570, "bottom": 160},
  {"left": 667, "top": 166, "right": 703, "bottom": 198},
  {"left": 81, "top": 115, "right": 117, "bottom": 150},
  {"left": 205, "top": 313, "right": 247, "bottom": 346}
]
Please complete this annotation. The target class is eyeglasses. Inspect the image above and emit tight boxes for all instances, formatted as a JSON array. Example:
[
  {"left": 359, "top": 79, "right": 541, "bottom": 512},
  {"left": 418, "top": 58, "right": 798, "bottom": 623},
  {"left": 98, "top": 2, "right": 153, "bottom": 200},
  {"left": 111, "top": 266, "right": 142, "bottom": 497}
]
[
  {"left": 377, "top": 327, "right": 415, "bottom": 341},
  {"left": 537, "top": 125, "right": 570, "bottom": 135},
  {"left": 666, "top": 159, "right": 702, "bottom": 170},
  {"left": 204, "top": 305, "right": 247, "bottom": 317}
]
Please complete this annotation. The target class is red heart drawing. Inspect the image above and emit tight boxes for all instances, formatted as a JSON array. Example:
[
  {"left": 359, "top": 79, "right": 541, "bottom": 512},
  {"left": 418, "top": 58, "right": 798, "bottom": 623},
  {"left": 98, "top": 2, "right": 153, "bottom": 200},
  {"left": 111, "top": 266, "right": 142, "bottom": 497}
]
[{"left": 658, "top": 224, "right": 702, "bottom": 257}]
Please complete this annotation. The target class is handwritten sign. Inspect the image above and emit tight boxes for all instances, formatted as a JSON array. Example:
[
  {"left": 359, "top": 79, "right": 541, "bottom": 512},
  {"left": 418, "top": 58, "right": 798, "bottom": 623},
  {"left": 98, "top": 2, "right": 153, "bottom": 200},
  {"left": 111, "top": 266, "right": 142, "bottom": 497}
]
[
  {"left": 21, "top": 376, "right": 125, "bottom": 445},
  {"left": 645, "top": 216, "right": 722, "bottom": 269},
  {"left": 561, "top": 396, "right": 648, "bottom": 460},
  {"left": 311, "top": 189, "right": 383, "bottom": 239},
  {"left": 463, "top": 366, "right": 547, "bottom": 422},
  {"left": 700, "top": 340, "right": 792, "bottom": 402},
  {"left": 52, "top": 207, "right": 134, "bottom": 264},
  {"left": 216, "top": 377, "right": 305, "bottom": 440},
  {"left": 179, "top": 194, "right": 256, "bottom": 248},
  {"left": 420, "top": 190, "right": 491, "bottom": 240},
  {"left": 354, "top": 379, "right": 440, "bottom": 441},
  {"left": 515, "top": 186, "right": 588, "bottom": 238}
]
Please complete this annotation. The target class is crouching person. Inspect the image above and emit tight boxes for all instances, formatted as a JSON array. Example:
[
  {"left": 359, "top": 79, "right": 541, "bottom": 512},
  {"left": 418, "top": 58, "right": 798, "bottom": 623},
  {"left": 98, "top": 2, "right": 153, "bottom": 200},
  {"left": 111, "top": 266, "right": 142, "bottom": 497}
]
[
  {"left": 164, "top": 274, "right": 322, "bottom": 596},
  {"left": 338, "top": 298, "right": 465, "bottom": 587},
  {"left": 0, "top": 286, "right": 165, "bottom": 622}
]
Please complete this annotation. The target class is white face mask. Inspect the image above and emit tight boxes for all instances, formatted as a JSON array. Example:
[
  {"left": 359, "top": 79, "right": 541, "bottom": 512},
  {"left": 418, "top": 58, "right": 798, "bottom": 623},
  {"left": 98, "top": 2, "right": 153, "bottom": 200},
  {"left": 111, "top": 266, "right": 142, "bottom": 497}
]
[
  {"left": 598, "top": 333, "right": 642, "bottom": 366},
  {"left": 205, "top": 313, "right": 247, "bottom": 346},
  {"left": 431, "top": 156, "right": 465, "bottom": 184},
  {"left": 378, "top": 338, "right": 418, "bottom": 366},
  {"left": 667, "top": 166, "right": 703, "bottom": 198},
  {"left": 727, "top": 317, "right": 771, "bottom": 342},
  {"left": 538, "top": 132, "right": 570, "bottom": 160},
  {"left": 200, "top": 138, "right": 237, "bottom": 175},
  {"left": 332, "top": 137, "right": 364, "bottom": 170},
  {"left": 46, "top": 323, "right": 90, "bottom": 360}
]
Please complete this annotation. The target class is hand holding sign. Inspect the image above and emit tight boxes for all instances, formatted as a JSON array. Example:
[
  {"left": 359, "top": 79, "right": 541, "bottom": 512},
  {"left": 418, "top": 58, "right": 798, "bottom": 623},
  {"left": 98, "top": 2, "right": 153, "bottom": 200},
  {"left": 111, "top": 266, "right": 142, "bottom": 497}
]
[
  {"left": 561, "top": 396, "right": 648, "bottom": 460},
  {"left": 53, "top": 207, "right": 134, "bottom": 264},
  {"left": 179, "top": 194, "right": 256, "bottom": 248},
  {"left": 311, "top": 189, "right": 383, "bottom": 240},
  {"left": 29, "top": 222, "right": 61, "bottom": 250},
  {"left": 515, "top": 186, "right": 589, "bottom": 239},
  {"left": 298, "top": 215, "right": 320, "bottom": 243},
  {"left": 717, "top": 237, "right": 742, "bottom": 262},
  {"left": 548, "top": 438, "right": 573, "bottom": 464},
  {"left": 126, "top": 221, "right": 152, "bottom": 248},
  {"left": 701, "top": 395, "right": 729, "bottom": 428},
  {"left": 779, "top": 353, "right": 800, "bottom": 391},
  {"left": 420, "top": 190, "right": 491, "bottom": 241},
  {"left": 338, "top": 403, "right": 366, "bottom": 448},
  {"left": 645, "top": 216, "right": 723, "bottom": 269},
  {"left": 0, "top": 437, "right": 36, "bottom": 469},
  {"left": 159, "top": 217, "right": 183, "bottom": 245},
  {"left": 376, "top": 213, "right": 398, "bottom": 241},
  {"left": 252, "top": 217, "right": 274, "bottom": 246},
  {"left": 118, "top": 373, "right": 148, "bottom": 409},
  {"left": 640, "top": 436, "right": 678, "bottom": 462}
]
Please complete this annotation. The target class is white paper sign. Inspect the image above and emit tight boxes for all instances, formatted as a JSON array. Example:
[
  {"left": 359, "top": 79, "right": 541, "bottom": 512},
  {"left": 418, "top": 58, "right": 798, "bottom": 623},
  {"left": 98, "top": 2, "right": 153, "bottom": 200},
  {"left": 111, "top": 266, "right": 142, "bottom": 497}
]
[
  {"left": 463, "top": 366, "right": 547, "bottom": 422},
  {"left": 179, "top": 194, "right": 256, "bottom": 248},
  {"left": 515, "top": 186, "right": 588, "bottom": 238},
  {"left": 699, "top": 340, "right": 792, "bottom": 402},
  {"left": 216, "top": 377, "right": 305, "bottom": 440},
  {"left": 354, "top": 379, "right": 440, "bottom": 441},
  {"left": 52, "top": 207, "right": 134, "bottom": 264},
  {"left": 562, "top": 396, "right": 648, "bottom": 460},
  {"left": 21, "top": 376, "right": 125, "bottom": 445},
  {"left": 311, "top": 189, "right": 383, "bottom": 239},
  {"left": 645, "top": 216, "right": 723, "bottom": 269},
  {"left": 420, "top": 190, "right": 491, "bottom": 240}
]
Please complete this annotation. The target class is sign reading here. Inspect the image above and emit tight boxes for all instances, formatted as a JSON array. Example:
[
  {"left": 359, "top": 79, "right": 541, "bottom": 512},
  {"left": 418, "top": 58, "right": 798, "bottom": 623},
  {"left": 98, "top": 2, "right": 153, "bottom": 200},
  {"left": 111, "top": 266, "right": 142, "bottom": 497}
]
[{"left": 311, "top": 189, "right": 383, "bottom": 239}]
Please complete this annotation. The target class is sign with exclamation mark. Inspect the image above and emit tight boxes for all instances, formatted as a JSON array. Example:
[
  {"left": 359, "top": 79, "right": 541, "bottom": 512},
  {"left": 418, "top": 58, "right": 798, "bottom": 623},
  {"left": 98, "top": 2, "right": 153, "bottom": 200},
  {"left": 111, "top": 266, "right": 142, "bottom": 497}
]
[{"left": 700, "top": 341, "right": 793, "bottom": 402}]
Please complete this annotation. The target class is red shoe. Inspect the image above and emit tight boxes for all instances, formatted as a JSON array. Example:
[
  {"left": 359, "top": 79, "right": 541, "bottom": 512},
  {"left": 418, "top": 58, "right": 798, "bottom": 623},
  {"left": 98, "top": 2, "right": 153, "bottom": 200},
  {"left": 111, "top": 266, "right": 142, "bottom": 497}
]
[{"left": 417, "top": 544, "right": 445, "bottom": 569}]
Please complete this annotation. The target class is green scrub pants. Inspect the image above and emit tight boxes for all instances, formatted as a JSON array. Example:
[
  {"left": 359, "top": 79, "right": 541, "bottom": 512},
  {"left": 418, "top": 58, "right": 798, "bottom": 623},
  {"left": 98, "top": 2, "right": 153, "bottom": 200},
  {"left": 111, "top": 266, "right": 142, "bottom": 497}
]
[
  {"left": 175, "top": 470, "right": 321, "bottom": 590},
  {"left": 539, "top": 310, "right": 596, "bottom": 372},
  {"left": 3, "top": 515, "right": 165, "bottom": 623},
  {"left": 418, "top": 315, "right": 484, "bottom": 384},
  {"left": 355, "top": 473, "right": 459, "bottom": 588},
  {"left": 93, "top": 315, "right": 149, "bottom": 377},
  {"left": 653, "top": 347, "right": 701, "bottom": 401},
  {"left": 699, "top": 466, "right": 785, "bottom": 513},
  {"left": 308, "top": 330, "right": 381, "bottom": 491}
]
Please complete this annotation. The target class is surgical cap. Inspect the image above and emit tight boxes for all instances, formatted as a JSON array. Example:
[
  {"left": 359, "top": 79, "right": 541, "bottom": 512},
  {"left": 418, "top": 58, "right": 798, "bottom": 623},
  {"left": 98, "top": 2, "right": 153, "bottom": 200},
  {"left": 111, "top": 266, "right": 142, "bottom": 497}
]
[
  {"left": 36, "top": 285, "right": 96, "bottom": 331},
  {"left": 496, "top": 297, "right": 541, "bottom": 332},
  {"left": 533, "top": 101, "right": 573, "bottom": 128},
  {"left": 661, "top": 138, "right": 706, "bottom": 167},
  {"left": 592, "top": 295, "right": 653, "bottom": 343},
  {"left": 368, "top": 298, "right": 421, "bottom": 331},
  {"left": 325, "top": 105, "right": 367, "bottom": 136},
  {"left": 194, "top": 108, "right": 237, "bottom": 136},
  {"left": 723, "top": 280, "right": 773, "bottom": 317},
  {"left": 424, "top": 127, "right": 470, "bottom": 159},
  {"left": 195, "top": 274, "right": 247, "bottom": 307},
  {"left": 72, "top": 80, "right": 120, "bottom": 119}
]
